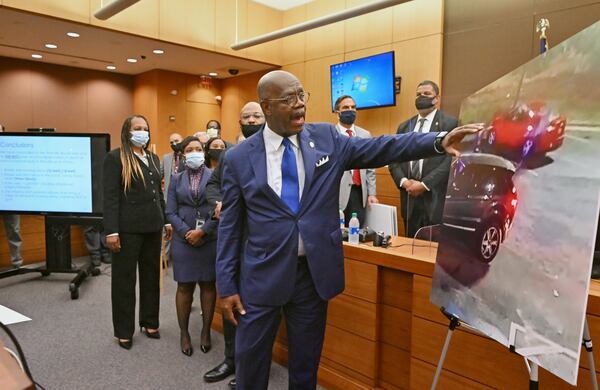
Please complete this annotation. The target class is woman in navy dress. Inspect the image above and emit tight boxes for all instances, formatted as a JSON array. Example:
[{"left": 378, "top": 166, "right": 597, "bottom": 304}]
[{"left": 166, "top": 136, "right": 218, "bottom": 356}]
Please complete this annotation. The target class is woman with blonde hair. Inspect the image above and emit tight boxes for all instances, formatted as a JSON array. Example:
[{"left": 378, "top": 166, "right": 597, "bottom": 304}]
[{"left": 103, "top": 115, "right": 172, "bottom": 350}]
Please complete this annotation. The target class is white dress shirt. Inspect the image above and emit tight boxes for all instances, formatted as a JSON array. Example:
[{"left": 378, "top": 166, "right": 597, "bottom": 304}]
[
  {"left": 400, "top": 109, "right": 437, "bottom": 190},
  {"left": 336, "top": 123, "right": 360, "bottom": 176},
  {"left": 263, "top": 124, "right": 306, "bottom": 256}
]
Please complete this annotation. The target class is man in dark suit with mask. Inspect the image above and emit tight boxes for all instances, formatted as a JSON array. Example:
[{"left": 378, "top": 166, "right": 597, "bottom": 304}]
[
  {"left": 389, "top": 80, "right": 458, "bottom": 238},
  {"left": 203, "top": 101, "right": 265, "bottom": 389}
]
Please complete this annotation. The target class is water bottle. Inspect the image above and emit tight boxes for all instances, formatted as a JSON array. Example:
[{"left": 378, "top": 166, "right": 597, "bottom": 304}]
[
  {"left": 339, "top": 209, "right": 345, "bottom": 230},
  {"left": 348, "top": 212, "right": 360, "bottom": 244}
]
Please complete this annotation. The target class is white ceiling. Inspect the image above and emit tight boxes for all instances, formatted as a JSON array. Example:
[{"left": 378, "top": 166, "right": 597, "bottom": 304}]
[
  {"left": 0, "top": 7, "right": 277, "bottom": 78},
  {"left": 252, "top": 0, "right": 314, "bottom": 11}
]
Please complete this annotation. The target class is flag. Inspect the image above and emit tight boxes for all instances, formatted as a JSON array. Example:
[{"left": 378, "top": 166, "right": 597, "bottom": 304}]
[{"left": 537, "top": 18, "right": 550, "bottom": 54}]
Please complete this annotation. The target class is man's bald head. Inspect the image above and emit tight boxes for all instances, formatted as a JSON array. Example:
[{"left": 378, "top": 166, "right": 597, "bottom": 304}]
[
  {"left": 257, "top": 70, "right": 306, "bottom": 137},
  {"left": 257, "top": 71, "right": 300, "bottom": 101},
  {"left": 239, "top": 101, "right": 265, "bottom": 139},
  {"left": 169, "top": 132, "right": 183, "bottom": 144},
  {"left": 240, "top": 102, "right": 262, "bottom": 120}
]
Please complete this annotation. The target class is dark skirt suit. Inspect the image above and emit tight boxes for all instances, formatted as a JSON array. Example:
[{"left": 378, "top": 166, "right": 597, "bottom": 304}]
[
  {"left": 166, "top": 167, "right": 218, "bottom": 283},
  {"left": 103, "top": 148, "right": 166, "bottom": 339}
]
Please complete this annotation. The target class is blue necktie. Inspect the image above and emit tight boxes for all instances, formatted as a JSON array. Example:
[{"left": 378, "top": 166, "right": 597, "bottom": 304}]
[{"left": 281, "top": 137, "right": 300, "bottom": 214}]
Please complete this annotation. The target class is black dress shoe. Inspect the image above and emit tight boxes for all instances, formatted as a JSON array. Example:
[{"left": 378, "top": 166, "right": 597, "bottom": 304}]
[
  {"left": 91, "top": 258, "right": 101, "bottom": 267},
  {"left": 228, "top": 378, "right": 236, "bottom": 389},
  {"left": 181, "top": 346, "right": 193, "bottom": 356},
  {"left": 203, "top": 362, "right": 235, "bottom": 383},
  {"left": 140, "top": 327, "right": 160, "bottom": 339},
  {"left": 118, "top": 339, "right": 132, "bottom": 350},
  {"left": 101, "top": 256, "right": 112, "bottom": 264}
]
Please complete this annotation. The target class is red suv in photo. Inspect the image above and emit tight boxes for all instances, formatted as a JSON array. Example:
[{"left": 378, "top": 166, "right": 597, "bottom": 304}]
[{"left": 477, "top": 101, "right": 566, "bottom": 163}]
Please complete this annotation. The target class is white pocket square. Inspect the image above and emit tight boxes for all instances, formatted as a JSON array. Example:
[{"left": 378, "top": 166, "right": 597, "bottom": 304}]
[{"left": 316, "top": 156, "right": 330, "bottom": 167}]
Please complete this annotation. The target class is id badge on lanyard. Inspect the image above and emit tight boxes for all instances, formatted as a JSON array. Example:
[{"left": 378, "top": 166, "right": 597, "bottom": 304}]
[{"left": 195, "top": 209, "right": 205, "bottom": 230}]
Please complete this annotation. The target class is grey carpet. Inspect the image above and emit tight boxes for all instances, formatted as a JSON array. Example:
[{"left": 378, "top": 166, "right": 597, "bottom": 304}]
[{"left": 0, "top": 257, "right": 323, "bottom": 390}]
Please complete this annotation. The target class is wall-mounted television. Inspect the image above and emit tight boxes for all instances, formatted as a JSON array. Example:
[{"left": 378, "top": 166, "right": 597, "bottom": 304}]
[
  {"left": 0, "top": 132, "right": 110, "bottom": 216},
  {"left": 330, "top": 51, "right": 396, "bottom": 111}
]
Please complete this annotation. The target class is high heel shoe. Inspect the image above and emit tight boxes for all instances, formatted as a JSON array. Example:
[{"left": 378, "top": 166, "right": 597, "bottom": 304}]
[
  {"left": 140, "top": 327, "right": 161, "bottom": 339},
  {"left": 118, "top": 339, "right": 132, "bottom": 350},
  {"left": 200, "top": 344, "right": 212, "bottom": 353},
  {"left": 180, "top": 333, "right": 193, "bottom": 357}
]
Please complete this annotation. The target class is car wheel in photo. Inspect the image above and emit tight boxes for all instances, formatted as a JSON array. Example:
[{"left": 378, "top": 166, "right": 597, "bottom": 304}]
[{"left": 477, "top": 222, "right": 502, "bottom": 263}]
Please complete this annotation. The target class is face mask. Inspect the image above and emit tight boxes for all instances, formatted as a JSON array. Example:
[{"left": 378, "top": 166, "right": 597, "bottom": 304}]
[
  {"left": 170, "top": 142, "right": 181, "bottom": 153},
  {"left": 208, "top": 149, "right": 223, "bottom": 162},
  {"left": 130, "top": 130, "right": 149, "bottom": 147},
  {"left": 207, "top": 128, "right": 219, "bottom": 138},
  {"left": 339, "top": 110, "right": 356, "bottom": 125},
  {"left": 415, "top": 95, "right": 437, "bottom": 110},
  {"left": 185, "top": 152, "right": 205, "bottom": 169},
  {"left": 240, "top": 123, "right": 262, "bottom": 138}
]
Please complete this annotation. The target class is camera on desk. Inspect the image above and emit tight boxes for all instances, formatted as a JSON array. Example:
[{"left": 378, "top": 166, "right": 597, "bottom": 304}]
[
  {"left": 342, "top": 227, "right": 389, "bottom": 246},
  {"left": 373, "top": 231, "right": 391, "bottom": 248}
]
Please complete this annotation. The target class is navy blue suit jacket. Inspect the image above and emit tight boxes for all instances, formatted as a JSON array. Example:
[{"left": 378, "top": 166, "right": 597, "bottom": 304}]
[
  {"left": 217, "top": 123, "right": 440, "bottom": 306},
  {"left": 166, "top": 167, "right": 218, "bottom": 243}
]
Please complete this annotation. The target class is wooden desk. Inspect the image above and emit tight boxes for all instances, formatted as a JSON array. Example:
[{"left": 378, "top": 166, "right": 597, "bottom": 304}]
[
  {"left": 0, "top": 339, "right": 33, "bottom": 390},
  {"left": 213, "top": 237, "right": 600, "bottom": 389}
]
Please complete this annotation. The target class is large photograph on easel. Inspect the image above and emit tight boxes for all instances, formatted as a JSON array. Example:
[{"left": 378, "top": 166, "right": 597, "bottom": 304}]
[{"left": 430, "top": 20, "right": 600, "bottom": 385}]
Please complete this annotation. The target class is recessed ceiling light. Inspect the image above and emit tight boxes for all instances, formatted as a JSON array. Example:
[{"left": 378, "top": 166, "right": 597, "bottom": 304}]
[
  {"left": 126, "top": 58, "right": 137, "bottom": 63},
  {"left": 67, "top": 32, "right": 80, "bottom": 38},
  {"left": 31, "top": 54, "right": 43, "bottom": 59},
  {"left": 208, "top": 72, "right": 218, "bottom": 77},
  {"left": 106, "top": 65, "right": 116, "bottom": 70},
  {"left": 152, "top": 49, "right": 164, "bottom": 54},
  {"left": 45, "top": 43, "right": 58, "bottom": 49}
]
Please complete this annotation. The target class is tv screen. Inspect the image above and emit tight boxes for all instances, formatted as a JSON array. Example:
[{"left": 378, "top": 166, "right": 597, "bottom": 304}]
[
  {"left": 330, "top": 51, "right": 396, "bottom": 111},
  {"left": 0, "top": 132, "right": 110, "bottom": 216}
]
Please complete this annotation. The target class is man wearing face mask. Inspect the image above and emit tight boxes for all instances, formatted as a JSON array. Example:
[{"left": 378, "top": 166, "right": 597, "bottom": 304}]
[
  {"left": 335, "top": 95, "right": 378, "bottom": 227},
  {"left": 203, "top": 101, "right": 264, "bottom": 388},
  {"left": 161, "top": 132, "right": 184, "bottom": 200},
  {"left": 388, "top": 80, "right": 457, "bottom": 238}
]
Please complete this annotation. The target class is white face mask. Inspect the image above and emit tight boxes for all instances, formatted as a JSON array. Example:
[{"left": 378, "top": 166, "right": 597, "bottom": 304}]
[
  {"left": 185, "top": 151, "right": 205, "bottom": 169},
  {"left": 130, "top": 130, "right": 149, "bottom": 147},
  {"left": 207, "top": 128, "right": 219, "bottom": 138}
]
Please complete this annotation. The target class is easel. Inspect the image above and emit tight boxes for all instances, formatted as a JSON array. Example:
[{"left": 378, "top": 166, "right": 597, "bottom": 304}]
[{"left": 431, "top": 307, "right": 599, "bottom": 390}]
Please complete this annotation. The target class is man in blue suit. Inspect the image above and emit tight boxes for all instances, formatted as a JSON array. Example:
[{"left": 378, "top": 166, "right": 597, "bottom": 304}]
[{"left": 216, "top": 70, "right": 480, "bottom": 389}]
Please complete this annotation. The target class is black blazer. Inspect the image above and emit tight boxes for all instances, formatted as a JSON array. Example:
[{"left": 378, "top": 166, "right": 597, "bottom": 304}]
[
  {"left": 103, "top": 148, "right": 166, "bottom": 235},
  {"left": 388, "top": 110, "right": 457, "bottom": 223}
]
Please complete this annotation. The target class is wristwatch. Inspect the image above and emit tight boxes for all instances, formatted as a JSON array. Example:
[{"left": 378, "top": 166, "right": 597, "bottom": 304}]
[{"left": 434, "top": 131, "right": 449, "bottom": 154}]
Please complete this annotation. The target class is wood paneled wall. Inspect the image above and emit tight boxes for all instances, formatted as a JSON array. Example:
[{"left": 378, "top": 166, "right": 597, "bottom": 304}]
[
  {"left": 1, "top": 0, "right": 283, "bottom": 65},
  {"left": 0, "top": 56, "right": 132, "bottom": 141},
  {"left": 442, "top": 0, "right": 600, "bottom": 117},
  {"left": 0, "top": 56, "right": 132, "bottom": 267},
  {"left": 132, "top": 69, "right": 222, "bottom": 158}
]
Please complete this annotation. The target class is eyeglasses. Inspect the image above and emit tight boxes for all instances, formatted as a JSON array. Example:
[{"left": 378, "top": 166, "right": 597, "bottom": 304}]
[{"left": 262, "top": 91, "right": 310, "bottom": 107}]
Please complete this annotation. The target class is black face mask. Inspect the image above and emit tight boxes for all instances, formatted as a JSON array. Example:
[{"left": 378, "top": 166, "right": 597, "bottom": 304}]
[
  {"left": 240, "top": 123, "right": 263, "bottom": 139},
  {"left": 415, "top": 95, "right": 437, "bottom": 110},
  {"left": 208, "top": 149, "right": 223, "bottom": 162},
  {"left": 339, "top": 110, "right": 356, "bottom": 125},
  {"left": 170, "top": 142, "right": 181, "bottom": 153}
]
